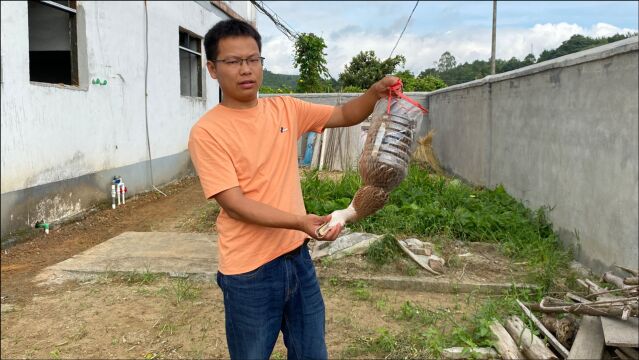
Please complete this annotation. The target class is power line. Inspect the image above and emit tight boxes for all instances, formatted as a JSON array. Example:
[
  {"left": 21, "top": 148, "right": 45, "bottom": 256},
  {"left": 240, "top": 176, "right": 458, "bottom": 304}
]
[
  {"left": 250, "top": 1, "right": 339, "bottom": 85},
  {"left": 251, "top": 1, "right": 299, "bottom": 41},
  {"left": 388, "top": 1, "right": 419, "bottom": 60}
]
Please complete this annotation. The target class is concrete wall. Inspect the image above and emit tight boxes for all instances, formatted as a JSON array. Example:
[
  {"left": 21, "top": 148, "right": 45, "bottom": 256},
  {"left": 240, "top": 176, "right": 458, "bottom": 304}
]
[
  {"left": 426, "top": 37, "right": 638, "bottom": 273},
  {"left": 279, "top": 37, "right": 638, "bottom": 272},
  {"left": 1, "top": 1, "right": 255, "bottom": 243}
]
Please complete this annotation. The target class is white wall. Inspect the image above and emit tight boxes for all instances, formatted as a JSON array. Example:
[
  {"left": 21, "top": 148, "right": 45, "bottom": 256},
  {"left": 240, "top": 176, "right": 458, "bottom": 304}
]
[
  {"left": 0, "top": 1, "right": 252, "bottom": 194},
  {"left": 1, "top": 1, "right": 255, "bottom": 238}
]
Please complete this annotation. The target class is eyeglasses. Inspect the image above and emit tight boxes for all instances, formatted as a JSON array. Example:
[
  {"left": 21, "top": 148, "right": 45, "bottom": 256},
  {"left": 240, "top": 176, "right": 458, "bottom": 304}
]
[{"left": 213, "top": 56, "right": 265, "bottom": 68}]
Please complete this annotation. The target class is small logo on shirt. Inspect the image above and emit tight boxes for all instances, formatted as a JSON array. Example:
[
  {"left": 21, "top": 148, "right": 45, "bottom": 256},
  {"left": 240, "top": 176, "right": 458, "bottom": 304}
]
[{"left": 280, "top": 127, "right": 288, "bottom": 133}]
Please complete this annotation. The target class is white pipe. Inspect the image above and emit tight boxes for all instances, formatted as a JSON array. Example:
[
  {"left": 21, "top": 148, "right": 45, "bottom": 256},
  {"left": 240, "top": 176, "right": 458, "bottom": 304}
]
[
  {"left": 319, "top": 128, "right": 330, "bottom": 171},
  {"left": 111, "top": 184, "right": 116, "bottom": 209}
]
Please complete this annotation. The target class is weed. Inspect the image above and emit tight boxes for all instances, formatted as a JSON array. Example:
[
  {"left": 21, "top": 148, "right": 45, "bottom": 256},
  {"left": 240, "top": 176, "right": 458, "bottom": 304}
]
[
  {"left": 447, "top": 254, "right": 462, "bottom": 268},
  {"left": 371, "top": 328, "right": 396, "bottom": 353},
  {"left": 179, "top": 202, "right": 220, "bottom": 232},
  {"left": 122, "top": 268, "right": 159, "bottom": 285},
  {"left": 271, "top": 350, "right": 285, "bottom": 360},
  {"left": 49, "top": 348, "right": 61, "bottom": 359},
  {"left": 172, "top": 278, "right": 200, "bottom": 303},
  {"left": 72, "top": 324, "right": 88, "bottom": 341},
  {"left": 375, "top": 299, "right": 388, "bottom": 312},
  {"left": 328, "top": 276, "right": 339, "bottom": 287},
  {"left": 320, "top": 256, "right": 335, "bottom": 268},
  {"left": 159, "top": 322, "right": 177, "bottom": 336},
  {"left": 395, "top": 301, "right": 444, "bottom": 326},
  {"left": 351, "top": 280, "right": 371, "bottom": 301},
  {"left": 365, "top": 234, "right": 401, "bottom": 267}
]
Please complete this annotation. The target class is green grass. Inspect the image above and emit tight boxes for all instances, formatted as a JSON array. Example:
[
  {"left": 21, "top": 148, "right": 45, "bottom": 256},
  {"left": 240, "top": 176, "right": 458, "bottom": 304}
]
[
  {"left": 302, "top": 164, "right": 571, "bottom": 290},
  {"left": 178, "top": 201, "right": 220, "bottom": 233},
  {"left": 172, "top": 278, "right": 200, "bottom": 304},
  {"left": 365, "top": 234, "right": 402, "bottom": 267},
  {"left": 341, "top": 287, "right": 538, "bottom": 359}
]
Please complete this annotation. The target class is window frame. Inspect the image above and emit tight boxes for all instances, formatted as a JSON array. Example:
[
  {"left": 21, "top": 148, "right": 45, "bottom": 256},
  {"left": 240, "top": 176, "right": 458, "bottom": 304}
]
[
  {"left": 28, "top": 0, "right": 79, "bottom": 86},
  {"left": 178, "top": 28, "right": 204, "bottom": 98}
]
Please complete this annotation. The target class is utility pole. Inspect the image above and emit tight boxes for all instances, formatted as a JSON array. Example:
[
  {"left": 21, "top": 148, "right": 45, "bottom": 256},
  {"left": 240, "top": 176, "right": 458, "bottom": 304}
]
[{"left": 491, "top": 0, "right": 497, "bottom": 75}]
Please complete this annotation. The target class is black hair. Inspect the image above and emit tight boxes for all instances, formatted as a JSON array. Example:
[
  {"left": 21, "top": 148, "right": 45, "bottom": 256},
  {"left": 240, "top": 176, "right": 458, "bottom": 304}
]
[{"left": 204, "top": 19, "right": 262, "bottom": 62}]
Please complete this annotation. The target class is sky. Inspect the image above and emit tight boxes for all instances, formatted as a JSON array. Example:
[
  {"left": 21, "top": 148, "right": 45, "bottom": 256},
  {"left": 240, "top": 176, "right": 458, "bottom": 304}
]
[{"left": 254, "top": 1, "right": 639, "bottom": 77}]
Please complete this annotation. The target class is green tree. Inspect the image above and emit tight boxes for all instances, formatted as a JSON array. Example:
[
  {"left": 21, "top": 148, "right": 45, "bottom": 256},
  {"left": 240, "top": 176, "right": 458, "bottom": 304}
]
[
  {"left": 437, "top": 51, "right": 457, "bottom": 72},
  {"left": 523, "top": 53, "right": 536, "bottom": 65},
  {"left": 261, "top": 68, "right": 299, "bottom": 89},
  {"left": 537, "top": 33, "right": 635, "bottom": 63},
  {"left": 293, "top": 33, "right": 331, "bottom": 93},
  {"left": 339, "top": 50, "right": 405, "bottom": 89},
  {"left": 414, "top": 75, "right": 447, "bottom": 91},
  {"left": 394, "top": 69, "right": 417, "bottom": 91}
]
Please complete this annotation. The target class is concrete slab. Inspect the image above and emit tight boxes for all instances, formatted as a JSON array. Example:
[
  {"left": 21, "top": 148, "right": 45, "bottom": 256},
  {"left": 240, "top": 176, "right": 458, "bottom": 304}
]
[{"left": 35, "top": 232, "right": 217, "bottom": 285}]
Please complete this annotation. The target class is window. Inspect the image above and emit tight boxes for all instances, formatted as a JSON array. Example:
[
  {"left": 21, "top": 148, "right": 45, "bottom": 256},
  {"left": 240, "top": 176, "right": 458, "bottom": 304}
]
[
  {"left": 179, "top": 30, "right": 202, "bottom": 97},
  {"left": 28, "top": 1, "right": 78, "bottom": 85}
]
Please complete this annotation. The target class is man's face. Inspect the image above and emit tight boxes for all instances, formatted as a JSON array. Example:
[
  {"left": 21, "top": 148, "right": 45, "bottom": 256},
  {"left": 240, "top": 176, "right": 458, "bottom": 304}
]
[{"left": 207, "top": 36, "right": 263, "bottom": 108}]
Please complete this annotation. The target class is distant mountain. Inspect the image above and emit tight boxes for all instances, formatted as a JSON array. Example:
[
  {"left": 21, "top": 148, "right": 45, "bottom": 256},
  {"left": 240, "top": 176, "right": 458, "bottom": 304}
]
[{"left": 262, "top": 69, "right": 299, "bottom": 89}]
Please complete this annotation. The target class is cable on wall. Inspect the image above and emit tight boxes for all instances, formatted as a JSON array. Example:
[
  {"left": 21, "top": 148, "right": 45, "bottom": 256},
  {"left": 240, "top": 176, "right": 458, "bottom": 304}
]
[{"left": 143, "top": 1, "right": 167, "bottom": 196}]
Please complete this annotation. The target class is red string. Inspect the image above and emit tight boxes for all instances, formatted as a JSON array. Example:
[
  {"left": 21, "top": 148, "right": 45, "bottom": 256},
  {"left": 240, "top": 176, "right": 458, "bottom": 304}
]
[{"left": 386, "top": 79, "right": 428, "bottom": 114}]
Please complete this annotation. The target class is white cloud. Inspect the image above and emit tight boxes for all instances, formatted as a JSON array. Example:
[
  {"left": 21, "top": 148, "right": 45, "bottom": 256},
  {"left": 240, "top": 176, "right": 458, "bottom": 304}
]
[{"left": 261, "top": 22, "right": 637, "bottom": 76}]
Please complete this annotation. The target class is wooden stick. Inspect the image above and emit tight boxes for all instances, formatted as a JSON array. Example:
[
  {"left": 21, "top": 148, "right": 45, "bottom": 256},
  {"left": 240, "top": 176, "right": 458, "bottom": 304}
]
[
  {"left": 489, "top": 320, "right": 525, "bottom": 360},
  {"left": 505, "top": 316, "right": 558, "bottom": 359},
  {"left": 619, "top": 347, "right": 639, "bottom": 360},
  {"left": 615, "top": 348, "right": 631, "bottom": 360},
  {"left": 585, "top": 285, "right": 639, "bottom": 299},
  {"left": 615, "top": 265, "right": 639, "bottom": 277},
  {"left": 602, "top": 271, "right": 630, "bottom": 289},
  {"left": 566, "top": 292, "right": 591, "bottom": 303},
  {"left": 623, "top": 276, "right": 638, "bottom": 285},
  {"left": 517, "top": 299, "right": 569, "bottom": 358},
  {"left": 537, "top": 297, "right": 638, "bottom": 318},
  {"left": 539, "top": 297, "right": 639, "bottom": 312},
  {"left": 585, "top": 279, "right": 605, "bottom": 293}
]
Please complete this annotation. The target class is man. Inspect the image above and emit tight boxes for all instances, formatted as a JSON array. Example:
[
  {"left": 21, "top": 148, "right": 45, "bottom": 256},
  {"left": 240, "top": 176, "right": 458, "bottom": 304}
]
[{"left": 188, "top": 19, "right": 399, "bottom": 359}]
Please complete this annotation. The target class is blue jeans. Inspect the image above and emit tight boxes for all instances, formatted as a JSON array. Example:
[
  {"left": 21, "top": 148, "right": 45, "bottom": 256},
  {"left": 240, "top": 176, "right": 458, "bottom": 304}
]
[{"left": 216, "top": 241, "right": 327, "bottom": 360}]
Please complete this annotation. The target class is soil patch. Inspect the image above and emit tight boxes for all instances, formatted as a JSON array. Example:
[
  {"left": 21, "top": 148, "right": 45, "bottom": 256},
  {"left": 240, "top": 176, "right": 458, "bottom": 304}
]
[{"left": 1, "top": 176, "right": 529, "bottom": 358}]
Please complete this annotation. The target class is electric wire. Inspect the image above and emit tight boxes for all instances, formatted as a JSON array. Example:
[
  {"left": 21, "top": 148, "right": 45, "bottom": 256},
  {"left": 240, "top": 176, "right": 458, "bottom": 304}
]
[
  {"left": 251, "top": 1, "right": 299, "bottom": 41},
  {"left": 143, "top": 2, "right": 167, "bottom": 197},
  {"left": 388, "top": 1, "right": 419, "bottom": 60}
]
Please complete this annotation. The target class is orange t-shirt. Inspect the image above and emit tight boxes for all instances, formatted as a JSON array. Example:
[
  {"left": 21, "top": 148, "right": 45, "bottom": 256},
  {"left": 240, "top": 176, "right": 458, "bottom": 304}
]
[{"left": 188, "top": 96, "right": 334, "bottom": 275}]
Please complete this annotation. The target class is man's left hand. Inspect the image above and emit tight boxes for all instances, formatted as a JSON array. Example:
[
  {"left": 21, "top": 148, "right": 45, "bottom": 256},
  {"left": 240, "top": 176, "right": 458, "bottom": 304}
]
[{"left": 369, "top": 75, "right": 401, "bottom": 99}]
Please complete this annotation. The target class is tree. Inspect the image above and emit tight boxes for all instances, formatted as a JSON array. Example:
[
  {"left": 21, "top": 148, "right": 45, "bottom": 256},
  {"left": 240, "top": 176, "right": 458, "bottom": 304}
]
[
  {"left": 437, "top": 51, "right": 457, "bottom": 72},
  {"left": 414, "top": 75, "right": 447, "bottom": 91},
  {"left": 523, "top": 53, "right": 536, "bottom": 65},
  {"left": 536, "top": 33, "right": 635, "bottom": 63},
  {"left": 394, "top": 69, "right": 417, "bottom": 91},
  {"left": 293, "top": 33, "right": 331, "bottom": 93},
  {"left": 339, "top": 50, "right": 405, "bottom": 90}
]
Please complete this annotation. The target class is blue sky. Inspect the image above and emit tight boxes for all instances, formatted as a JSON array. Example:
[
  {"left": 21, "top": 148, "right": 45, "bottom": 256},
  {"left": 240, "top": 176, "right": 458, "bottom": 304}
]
[{"left": 255, "top": 1, "right": 638, "bottom": 76}]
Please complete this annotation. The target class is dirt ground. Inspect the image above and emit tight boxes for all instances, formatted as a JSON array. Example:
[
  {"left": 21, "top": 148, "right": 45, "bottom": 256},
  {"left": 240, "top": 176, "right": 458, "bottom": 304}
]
[{"left": 1, "top": 176, "right": 527, "bottom": 359}]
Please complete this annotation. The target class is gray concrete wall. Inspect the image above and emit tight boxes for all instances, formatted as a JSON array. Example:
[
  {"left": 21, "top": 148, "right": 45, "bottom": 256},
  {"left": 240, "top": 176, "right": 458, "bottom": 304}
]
[
  {"left": 279, "top": 37, "right": 638, "bottom": 273},
  {"left": 428, "top": 37, "right": 638, "bottom": 273}
]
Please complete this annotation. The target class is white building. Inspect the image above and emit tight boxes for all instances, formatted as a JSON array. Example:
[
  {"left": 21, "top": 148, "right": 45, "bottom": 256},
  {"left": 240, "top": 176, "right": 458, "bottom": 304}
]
[{"left": 0, "top": 1, "right": 256, "bottom": 243}]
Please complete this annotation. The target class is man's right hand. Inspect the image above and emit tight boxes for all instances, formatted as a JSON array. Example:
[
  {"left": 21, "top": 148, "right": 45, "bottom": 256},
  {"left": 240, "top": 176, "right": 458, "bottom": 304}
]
[{"left": 298, "top": 214, "right": 342, "bottom": 241}]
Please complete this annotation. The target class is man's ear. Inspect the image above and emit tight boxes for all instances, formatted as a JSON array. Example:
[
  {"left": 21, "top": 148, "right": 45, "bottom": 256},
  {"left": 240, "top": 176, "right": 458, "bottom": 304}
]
[{"left": 206, "top": 61, "right": 217, "bottom": 80}]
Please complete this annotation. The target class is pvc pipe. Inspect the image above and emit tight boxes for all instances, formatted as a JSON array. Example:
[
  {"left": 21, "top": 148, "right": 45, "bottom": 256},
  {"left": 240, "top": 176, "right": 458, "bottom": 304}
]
[{"left": 111, "top": 184, "right": 116, "bottom": 209}]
